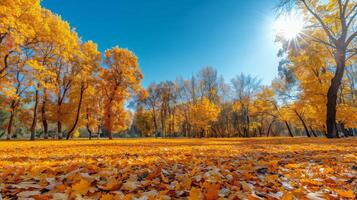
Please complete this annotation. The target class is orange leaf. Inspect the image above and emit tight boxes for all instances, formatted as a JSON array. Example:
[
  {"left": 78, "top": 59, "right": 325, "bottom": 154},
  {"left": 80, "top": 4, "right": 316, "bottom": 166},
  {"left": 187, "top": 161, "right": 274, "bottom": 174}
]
[
  {"left": 72, "top": 179, "right": 91, "bottom": 195},
  {"left": 281, "top": 191, "right": 294, "bottom": 200},
  {"left": 189, "top": 187, "right": 203, "bottom": 200},
  {"left": 335, "top": 189, "right": 355, "bottom": 198},
  {"left": 56, "top": 184, "right": 66, "bottom": 192},
  {"left": 100, "top": 178, "right": 121, "bottom": 190},
  {"left": 100, "top": 194, "right": 116, "bottom": 200},
  {"left": 204, "top": 182, "right": 220, "bottom": 200}
]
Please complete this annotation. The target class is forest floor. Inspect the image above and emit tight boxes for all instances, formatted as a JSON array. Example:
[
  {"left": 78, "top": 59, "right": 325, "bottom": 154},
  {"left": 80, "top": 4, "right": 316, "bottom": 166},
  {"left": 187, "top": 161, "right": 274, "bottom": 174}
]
[{"left": 0, "top": 138, "right": 356, "bottom": 199}]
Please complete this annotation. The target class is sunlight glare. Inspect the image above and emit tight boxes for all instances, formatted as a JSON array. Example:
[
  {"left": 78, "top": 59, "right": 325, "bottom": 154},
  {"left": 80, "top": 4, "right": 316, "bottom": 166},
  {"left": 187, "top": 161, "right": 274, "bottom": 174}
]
[{"left": 273, "top": 11, "right": 304, "bottom": 41}]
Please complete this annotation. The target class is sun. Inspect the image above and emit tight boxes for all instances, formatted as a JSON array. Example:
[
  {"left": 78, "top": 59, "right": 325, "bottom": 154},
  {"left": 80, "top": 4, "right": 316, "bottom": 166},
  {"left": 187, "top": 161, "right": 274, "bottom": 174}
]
[{"left": 273, "top": 11, "right": 304, "bottom": 41}]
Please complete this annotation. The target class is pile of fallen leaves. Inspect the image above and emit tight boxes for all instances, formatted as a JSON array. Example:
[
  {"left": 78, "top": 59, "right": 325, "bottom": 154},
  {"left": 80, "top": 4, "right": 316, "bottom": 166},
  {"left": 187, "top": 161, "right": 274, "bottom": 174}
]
[{"left": 0, "top": 138, "right": 356, "bottom": 199}]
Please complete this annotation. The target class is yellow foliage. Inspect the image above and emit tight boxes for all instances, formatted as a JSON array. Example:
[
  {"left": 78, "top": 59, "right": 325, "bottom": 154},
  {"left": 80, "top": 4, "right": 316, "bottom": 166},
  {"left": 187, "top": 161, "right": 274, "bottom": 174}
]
[{"left": 190, "top": 97, "right": 219, "bottom": 132}]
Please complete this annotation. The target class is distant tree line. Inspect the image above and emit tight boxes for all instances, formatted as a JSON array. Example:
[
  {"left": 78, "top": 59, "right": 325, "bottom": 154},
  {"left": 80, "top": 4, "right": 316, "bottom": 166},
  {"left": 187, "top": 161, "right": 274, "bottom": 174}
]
[{"left": 131, "top": 66, "right": 356, "bottom": 138}]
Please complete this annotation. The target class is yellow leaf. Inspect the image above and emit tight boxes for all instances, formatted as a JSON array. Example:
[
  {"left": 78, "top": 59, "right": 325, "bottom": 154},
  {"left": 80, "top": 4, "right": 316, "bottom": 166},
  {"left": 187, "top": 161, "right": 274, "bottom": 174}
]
[
  {"left": 335, "top": 189, "right": 355, "bottom": 198},
  {"left": 122, "top": 194, "right": 132, "bottom": 200},
  {"left": 281, "top": 191, "right": 294, "bottom": 200},
  {"left": 72, "top": 179, "right": 91, "bottom": 195},
  {"left": 100, "top": 194, "right": 115, "bottom": 200},
  {"left": 189, "top": 187, "right": 203, "bottom": 200},
  {"left": 301, "top": 179, "right": 323, "bottom": 186},
  {"left": 161, "top": 172, "right": 169, "bottom": 183},
  {"left": 285, "top": 163, "right": 302, "bottom": 169}
]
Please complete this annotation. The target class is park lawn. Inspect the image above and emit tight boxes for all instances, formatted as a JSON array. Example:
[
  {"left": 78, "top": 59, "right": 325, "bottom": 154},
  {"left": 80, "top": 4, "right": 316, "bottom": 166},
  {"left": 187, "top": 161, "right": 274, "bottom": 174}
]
[{"left": 0, "top": 138, "right": 356, "bottom": 199}]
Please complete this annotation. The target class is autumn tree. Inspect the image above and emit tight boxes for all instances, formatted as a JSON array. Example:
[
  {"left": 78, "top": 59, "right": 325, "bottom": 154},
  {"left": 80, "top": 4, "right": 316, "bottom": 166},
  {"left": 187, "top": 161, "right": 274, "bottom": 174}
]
[
  {"left": 31, "top": 10, "right": 80, "bottom": 139},
  {"left": 66, "top": 41, "right": 101, "bottom": 139},
  {"left": 101, "top": 46, "right": 143, "bottom": 139},
  {"left": 231, "top": 73, "right": 261, "bottom": 137},
  {"left": 0, "top": 0, "right": 42, "bottom": 86},
  {"left": 190, "top": 97, "right": 219, "bottom": 137},
  {"left": 279, "top": 0, "right": 357, "bottom": 137},
  {"left": 4, "top": 62, "right": 30, "bottom": 140}
]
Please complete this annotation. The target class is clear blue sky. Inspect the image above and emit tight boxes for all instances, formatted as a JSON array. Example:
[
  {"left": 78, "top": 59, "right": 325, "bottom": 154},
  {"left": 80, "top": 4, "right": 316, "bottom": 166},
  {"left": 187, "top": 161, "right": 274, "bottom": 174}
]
[{"left": 42, "top": 0, "right": 280, "bottom": 86}]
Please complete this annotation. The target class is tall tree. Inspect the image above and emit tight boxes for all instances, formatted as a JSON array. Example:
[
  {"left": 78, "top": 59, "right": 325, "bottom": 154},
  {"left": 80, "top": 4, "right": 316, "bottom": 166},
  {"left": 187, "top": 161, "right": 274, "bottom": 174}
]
[
  {"left": 279, "top": 0, "right": 357, "bottom": 137},
  {"left": 66, "top": 41, "right": 101, "bottom": 139},
  {"left": 101, "top": 47, "right": 143, "bottom": 139}
]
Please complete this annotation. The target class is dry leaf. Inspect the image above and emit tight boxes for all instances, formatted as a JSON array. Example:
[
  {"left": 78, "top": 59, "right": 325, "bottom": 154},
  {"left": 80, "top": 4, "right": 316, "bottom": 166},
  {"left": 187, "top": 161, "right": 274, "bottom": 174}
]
[{"left": 72, "top": 179, "right": 91, "bottom": 195}]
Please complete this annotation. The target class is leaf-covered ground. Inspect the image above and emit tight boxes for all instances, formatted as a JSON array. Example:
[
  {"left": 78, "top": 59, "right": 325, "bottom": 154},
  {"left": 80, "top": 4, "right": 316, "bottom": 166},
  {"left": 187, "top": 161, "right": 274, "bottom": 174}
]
[{"left": 0, "top": 138, "right": 356, "bottom": 200}]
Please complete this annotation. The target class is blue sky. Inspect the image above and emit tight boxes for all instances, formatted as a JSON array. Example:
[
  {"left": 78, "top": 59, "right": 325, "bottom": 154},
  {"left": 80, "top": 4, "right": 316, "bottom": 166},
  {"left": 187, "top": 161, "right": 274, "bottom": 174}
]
[{"left": 42, "top": 0, "right": 281, "bottom": 86}]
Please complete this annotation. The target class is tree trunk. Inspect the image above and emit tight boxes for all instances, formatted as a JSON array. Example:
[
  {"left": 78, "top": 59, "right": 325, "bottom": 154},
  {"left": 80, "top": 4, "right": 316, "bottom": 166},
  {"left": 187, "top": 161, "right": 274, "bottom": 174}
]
[
  {"left": 284, "top": 121, "right": 294, "bottom": 137},
  {"left": 246, "top": 115, "right": 250, "bottom": 137},
  {"left": 87, "top": 125, "right": 92, "bottom": 140},
  {"left": 295, "top": 110, "right": 311, "bottom": 137},
  {"left": 30, "top": 88, "right": 39, "bottom": 141},
  {"left": 86, "top": 112, "right": 92, "bottom": 140},
  {"left": 152, "top": 107, "right": 158, "bottom": 135},
  {"left": 56, "top": 96, "right": 62, "bottom": 139},
  {"left": 326, "top": 47, "right": 346, "bottom": 138},
  {"left": 42, "top": 89, "right": 48, "bottom": 139},
  {"left": 267, "top": 120, "right": 274, "bottom": 137},
  {"left": 6, "top": 109, "right": 15, "bottom": 140},
  {"left": 106, "top": 108, "right": 113, "bottom": 140},
  {"left": 309, "top": 126, "right": 318, "bottom": 137},
  {"left": 57, "top": 121, "right": 62, "bottom": 139},
  {"left": 97, "top": 125, "right": 101, "bottom": 138},
  {"left": 66, "top": 84, "right": 85, "bottom": 140}
]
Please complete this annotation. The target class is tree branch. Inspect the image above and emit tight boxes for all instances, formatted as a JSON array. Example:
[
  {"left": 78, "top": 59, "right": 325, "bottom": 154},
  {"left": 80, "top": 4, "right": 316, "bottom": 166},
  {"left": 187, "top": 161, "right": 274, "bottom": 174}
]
[
  {"left": 346, "top": 4, "right": 357, "bottom": 29},
  {"left": 300, "top": 0, "right": 337, "bottom": 45},
  {"left": 346, "top": 31, "right": 357, "bottom": 45}
]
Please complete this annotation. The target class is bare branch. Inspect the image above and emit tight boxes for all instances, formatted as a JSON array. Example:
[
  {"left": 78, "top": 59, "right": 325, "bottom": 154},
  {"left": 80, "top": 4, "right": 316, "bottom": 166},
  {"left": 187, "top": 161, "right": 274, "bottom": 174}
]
[
  {"left": 346, "top": 4, "right": 357, "bottom": 29},
  {"left": 305, "top": 34, "right": 336, "bottom": 48}
]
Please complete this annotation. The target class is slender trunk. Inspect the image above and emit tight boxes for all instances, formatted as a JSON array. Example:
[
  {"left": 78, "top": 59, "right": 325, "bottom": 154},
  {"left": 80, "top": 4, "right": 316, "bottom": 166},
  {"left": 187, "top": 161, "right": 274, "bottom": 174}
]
[
  {"left": 42, "top": 89, "right": 48, "bottom": 139},
  {"left": 6, "top": 109, "right": 15, "bottom": 140},
  {"left": 338, "top": 123, "right": 349, "bottom": 137},
  {"left": 295, "top": 110, "right": 311, "bottom": 137},
  {"left": 246, "top": 115, "right": 250, "bottom": 137},
  {"left": 267, "top": 120, "right": 274, "bottom": 137},
  {"left": 106, "top": 104, "right": 113, "bottom": 140},
  {"left": 171, "top": 117, "right": 174, "bottom": 136},
  {"left": 284, "top": 121, "right": 294, "bottom": 137},
  {"left": 348, "top": 128, "right": 353, "bottom": 137},
  {"left": 326, "top": 47, "right": 346, "bottom": 138},
  {"left": 258, "top": 126, "right": 263, "bottom": 137},
  {"left": 309, "top": 126, "right": 318, "bottom": 137},
  {"left": 86, "top": 112, "right": 92, "bottom": 139},
  {"left": 30, "top": 88, "right": 39, "bottom": 140},
  {"left": 97, "top": 125, "right": 101, "bottom": 138},
  {"left": 57, "top": 121, "right": 62, "bottom": 139},
  {"left": 87, "top": 125, "right": 92, "bottom": 140},
  {"left": 161, "top": 111, "right": 165, "bottom": 138},
  {"left": 66, "top": 84, "right": 85, "bottom": 140},
  {"left": 152, "top": 107, "right": 158, "bottom": 135},
  {"left": 57, "top": 96, "right": 62, "bottom": 139}
]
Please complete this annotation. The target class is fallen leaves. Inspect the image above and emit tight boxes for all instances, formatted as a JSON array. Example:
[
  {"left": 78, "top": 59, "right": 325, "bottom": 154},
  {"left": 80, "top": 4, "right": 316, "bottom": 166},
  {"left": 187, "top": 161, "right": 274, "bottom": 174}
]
[
  {"left": 334, "top": 189, "right": 355, "bottom": 198},
  {"left": 0, "top": 138, "right": 356, "bottom": 199},
  {"left": 189, "top": 187, "right": 203, "bottom": 200},
  {"left": 72, "top": 179, "right": 91, "bottom": 195}
]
